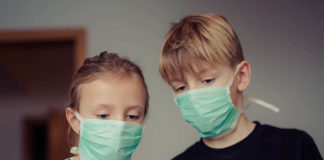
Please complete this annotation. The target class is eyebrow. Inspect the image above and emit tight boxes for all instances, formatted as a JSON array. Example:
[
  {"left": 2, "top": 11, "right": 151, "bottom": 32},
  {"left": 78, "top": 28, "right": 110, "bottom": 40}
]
[
  {"left": 168, "top": 75, "right": 185, "bottom": 83},
  {"left": 125, "top": 106, "right": 145, "bottom": 114},
  {"left": 169, "top": 69, "right": 215, "bottom": 83},
  {"left": 92, "top": 104, "right": 112, "bottom": 109},
  {"left": 169, "top": 78, "right": 184, "bottom": 83},
  {"left": 93, "top": 104, "right": 144, "bottom": 110},
  {"left": 195, "top": 69, "right": 211, "bottom": 75},
  {"left": 127, "top": 105, "right": 145, "bottom": 110}
]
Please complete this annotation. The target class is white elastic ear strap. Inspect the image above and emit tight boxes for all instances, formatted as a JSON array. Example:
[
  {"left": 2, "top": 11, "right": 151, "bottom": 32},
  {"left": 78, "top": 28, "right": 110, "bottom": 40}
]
[
  {"left": 74, "top": 111, "right": 82, "bottom": 121},
  {"left": 70, "top": 146, "right": 79, "bottom": 155},
  {"left": 244, "top": 96, "right": 280, "bottom": 113},
  {"left": 228, "top": 63, "right": 243, "bottom": 86},
  {"left": 70, "top": 111, "right": 81, "bottom": 155}
]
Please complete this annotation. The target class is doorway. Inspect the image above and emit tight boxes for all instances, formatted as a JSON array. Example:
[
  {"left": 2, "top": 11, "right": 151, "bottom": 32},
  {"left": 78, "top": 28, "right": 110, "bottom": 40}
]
[{"left": 0, "top": 28, "right": 86, "bottom": 160}]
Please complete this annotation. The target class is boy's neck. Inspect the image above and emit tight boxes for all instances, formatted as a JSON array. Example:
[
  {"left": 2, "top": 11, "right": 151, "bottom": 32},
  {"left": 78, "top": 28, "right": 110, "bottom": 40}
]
[{"left": 202, "top": 114, "right": 255, "bottom": 149}]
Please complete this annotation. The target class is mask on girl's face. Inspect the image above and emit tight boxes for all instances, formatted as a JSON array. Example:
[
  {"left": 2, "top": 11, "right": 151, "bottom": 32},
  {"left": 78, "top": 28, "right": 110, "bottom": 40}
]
[
  {"left": 174, "top": 64, "right": 280, "bottom": 139},
  {"left": 73, "top": 112, "right": 143, "bottom": 160}
]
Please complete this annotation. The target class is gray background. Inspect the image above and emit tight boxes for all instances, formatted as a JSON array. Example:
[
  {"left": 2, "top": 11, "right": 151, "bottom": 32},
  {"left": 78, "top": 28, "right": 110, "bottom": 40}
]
[{"left": 0, "top": 0, "right": 323, "bottom": 159}]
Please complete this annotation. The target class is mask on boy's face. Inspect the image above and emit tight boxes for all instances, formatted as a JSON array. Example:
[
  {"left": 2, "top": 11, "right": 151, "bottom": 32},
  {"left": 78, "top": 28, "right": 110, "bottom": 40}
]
[
  {"left": 72, "top": 112, "right": 143, "bottom": 160},
  {"left": 174, "top": 64, "right": 280, "bottom": 139}
]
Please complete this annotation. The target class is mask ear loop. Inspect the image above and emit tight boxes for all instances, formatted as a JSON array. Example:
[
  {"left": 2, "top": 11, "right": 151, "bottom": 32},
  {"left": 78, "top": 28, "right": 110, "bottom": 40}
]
[
  {"left": 227, "top": 63, "right": 243, "bottom": 87},
  {"left": 69, "top": 111, "right": 82, "bottom": 155},
  {"left": 244, "top": 96, "right": 280, "bottom": 113},
  {"left": 244, "top": 98, "right": 252, "bottom": 110},
  {"left": 70, "top": 146, "right": 79, "bottom": 155},
  {"left": 229, "top": 63, "right": 280, "bottom": 113},
  {"left": 226, "top": 63, "right": 243, "bottom": 111},
  {"left": 74, "top": 111, "right": 83, "bottom": 121}
]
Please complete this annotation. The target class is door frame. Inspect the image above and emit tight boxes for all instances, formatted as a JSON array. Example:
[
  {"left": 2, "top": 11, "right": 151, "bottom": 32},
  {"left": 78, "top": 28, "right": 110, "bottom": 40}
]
[
  {"left": 0, "top": 28, "right": 87, "bottom": 160},
  {"left": 0, "top": 28, "right": 87, "bottom": 72}
]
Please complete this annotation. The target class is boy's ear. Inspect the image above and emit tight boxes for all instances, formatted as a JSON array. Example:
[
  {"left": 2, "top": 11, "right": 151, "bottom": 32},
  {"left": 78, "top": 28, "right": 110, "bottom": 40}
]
[
  {"left": 237, "top": 61, "right": 251, "bottom": 92},
  {"left": 66, "top": 107, "right": 80, "bottom": 134}
]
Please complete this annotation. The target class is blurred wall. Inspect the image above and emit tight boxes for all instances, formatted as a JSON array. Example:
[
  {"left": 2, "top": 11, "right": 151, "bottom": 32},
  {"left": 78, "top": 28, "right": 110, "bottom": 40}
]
[{"left": 0, "top": 0, "right": 323, "bottom": 159}]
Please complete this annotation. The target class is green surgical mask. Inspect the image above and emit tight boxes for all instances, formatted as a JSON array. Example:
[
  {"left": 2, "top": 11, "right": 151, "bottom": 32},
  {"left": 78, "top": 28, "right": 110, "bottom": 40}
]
[
  {"left": 174, "top": 64, "right": 280, "bottom": 138},
  {"left": 74, "top": 112, "right": 143, "bottom": 160}
]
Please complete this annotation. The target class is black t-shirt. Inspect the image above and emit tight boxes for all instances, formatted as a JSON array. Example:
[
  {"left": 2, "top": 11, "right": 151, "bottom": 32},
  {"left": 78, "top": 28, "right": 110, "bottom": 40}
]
[{"left": 172, "top": 121, "right": 322, "bottom": 160}]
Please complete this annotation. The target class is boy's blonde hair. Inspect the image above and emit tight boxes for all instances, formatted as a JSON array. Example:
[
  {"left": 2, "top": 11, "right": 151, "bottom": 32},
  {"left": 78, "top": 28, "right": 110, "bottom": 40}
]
[{"left": 159, "top": 14, "right": 244, "bottom": 83}]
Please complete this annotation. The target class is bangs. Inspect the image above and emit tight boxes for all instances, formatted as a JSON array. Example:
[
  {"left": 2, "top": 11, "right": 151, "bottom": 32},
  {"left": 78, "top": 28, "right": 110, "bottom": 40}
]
[{"left": 159, "top": 48, "right": 224, "bottom": 83}]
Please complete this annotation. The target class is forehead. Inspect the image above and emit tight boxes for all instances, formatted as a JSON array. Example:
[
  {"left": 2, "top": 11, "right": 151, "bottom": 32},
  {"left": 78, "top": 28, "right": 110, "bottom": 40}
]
[
  {"left": 78, "top": 75, "right": 146, "bottom": 110},
  {"left": 160, "top": 49, "right": 232, "bottom": 81},
  {"left": 167, "top": 61, "right": 229, "bottom": 82}
]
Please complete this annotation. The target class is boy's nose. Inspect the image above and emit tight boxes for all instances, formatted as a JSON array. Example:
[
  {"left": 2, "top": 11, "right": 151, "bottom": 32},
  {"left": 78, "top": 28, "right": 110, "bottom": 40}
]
[
  {"left": 183, "top": 74, "right": 202, "bottom": 91},
  {"left": 110, "top": 115, "right": 125, "bottom": 121},
  {"left": 187, "top": 81, "right": 201, "bottom": 90}
]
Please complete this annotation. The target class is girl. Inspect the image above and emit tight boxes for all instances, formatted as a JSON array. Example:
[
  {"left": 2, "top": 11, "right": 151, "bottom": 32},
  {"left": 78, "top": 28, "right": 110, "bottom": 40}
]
[{"left": 65, "top": 51, "right": 149, "bottom": 160}]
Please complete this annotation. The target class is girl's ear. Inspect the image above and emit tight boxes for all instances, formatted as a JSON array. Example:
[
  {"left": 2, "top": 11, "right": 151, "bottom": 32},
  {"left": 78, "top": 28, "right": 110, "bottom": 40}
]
[
  {"left": 237, "top": 61, "right": 251, "bottom": 92},
  {"left": 66, "top": 107, "right": 80, "bottom": 134}
]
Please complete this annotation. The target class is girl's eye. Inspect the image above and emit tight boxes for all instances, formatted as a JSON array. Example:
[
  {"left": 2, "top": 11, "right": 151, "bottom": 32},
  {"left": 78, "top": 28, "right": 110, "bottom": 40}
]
[
  {"left": 127, "top": 115, "right": 139, "bottom": 120},
  {"left": 97, "top": 114, "right": 108, "bottom": 119},
  {"left": 175, "top": 86, "right": 186, "bottom": 92},
  {"left": 202, "top": 78, "right": 215, "bottom": 84}
]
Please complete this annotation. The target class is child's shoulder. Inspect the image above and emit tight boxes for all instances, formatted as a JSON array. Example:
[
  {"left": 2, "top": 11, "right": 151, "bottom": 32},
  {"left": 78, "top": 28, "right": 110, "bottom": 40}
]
[
  {"left": 259, "top": 122, "right": 308, "bottom": 135},
  {"left": 257, "top": 121, "right": 314, "bottom": 144},
  {"left": 172, "top": 140, "right": 202, "bottom": 160},
  {"left": 257, "top": 121, "right": 322, "bottom": 159}
]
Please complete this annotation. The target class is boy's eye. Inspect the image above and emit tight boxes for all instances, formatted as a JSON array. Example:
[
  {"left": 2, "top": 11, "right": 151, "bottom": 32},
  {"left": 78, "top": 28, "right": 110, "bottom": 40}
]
[
  {"left": 127, "top": 115, "right": 139, "bottom": 120},
  {"left": 202, "top": 78, "right": 215, "bottom": 84},
  {"left": 175, "top": 86, "right": 186, "bottom": 92},
  {"left": 97, "top": 114, "right": 109, "bottom": 119}
]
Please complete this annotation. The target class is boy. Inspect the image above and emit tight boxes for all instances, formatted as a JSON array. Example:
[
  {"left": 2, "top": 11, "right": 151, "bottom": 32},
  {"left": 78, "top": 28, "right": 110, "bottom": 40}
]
[{"left": 159, "top": 14, "right": 322, "bottom": 160}]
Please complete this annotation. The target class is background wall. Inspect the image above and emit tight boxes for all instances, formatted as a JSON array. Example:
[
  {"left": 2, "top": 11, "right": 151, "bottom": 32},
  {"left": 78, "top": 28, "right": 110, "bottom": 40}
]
[{"left": 0, "top": 0, "right": 323, "bottom": 159}]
